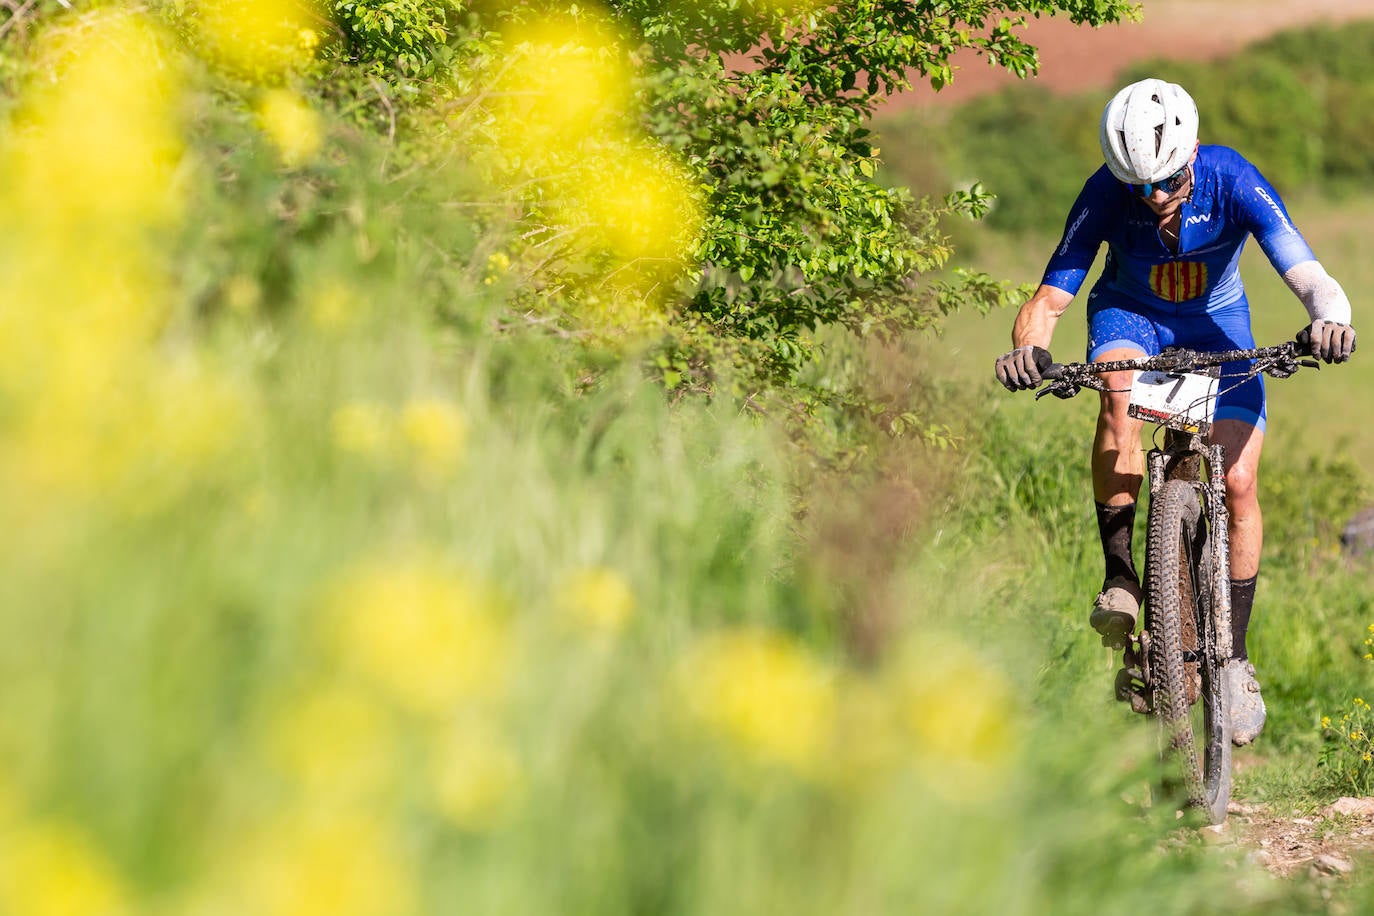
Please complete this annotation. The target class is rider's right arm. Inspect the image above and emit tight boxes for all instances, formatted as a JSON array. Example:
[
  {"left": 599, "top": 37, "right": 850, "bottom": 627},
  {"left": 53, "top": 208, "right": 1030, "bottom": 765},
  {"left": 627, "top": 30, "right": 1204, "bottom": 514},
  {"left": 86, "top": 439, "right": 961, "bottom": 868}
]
[
  {"left": 995, "top": 284, "right": 1075, "bottom": 391},
  {"left": 1011, "top": 284, "right": 1076, "bottom": 349}
]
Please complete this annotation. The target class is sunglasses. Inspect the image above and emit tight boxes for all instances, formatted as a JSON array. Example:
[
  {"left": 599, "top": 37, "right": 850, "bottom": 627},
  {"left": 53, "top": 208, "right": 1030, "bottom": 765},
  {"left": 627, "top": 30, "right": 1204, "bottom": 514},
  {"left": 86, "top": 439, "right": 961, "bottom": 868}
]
[{"left": 1129, "top": 166, "right": 1189, "bottom": 198}]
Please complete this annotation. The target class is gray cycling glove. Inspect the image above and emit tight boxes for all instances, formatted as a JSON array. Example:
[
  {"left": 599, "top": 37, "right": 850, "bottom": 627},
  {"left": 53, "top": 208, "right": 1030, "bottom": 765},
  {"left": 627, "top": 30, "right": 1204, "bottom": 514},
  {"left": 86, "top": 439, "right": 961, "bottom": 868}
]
[
  {"left": 1298, "top": 320, "right": 1357, "bottom": 364},
  {"left": 995, "top": 346, "right": 1052, "bottom": 391}
]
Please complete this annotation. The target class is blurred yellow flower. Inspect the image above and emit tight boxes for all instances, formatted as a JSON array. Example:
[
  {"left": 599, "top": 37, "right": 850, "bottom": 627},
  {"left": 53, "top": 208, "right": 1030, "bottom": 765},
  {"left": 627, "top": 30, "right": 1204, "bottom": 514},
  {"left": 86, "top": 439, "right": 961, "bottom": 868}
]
[
  {"left": 215, "top": 812, "right": 413, "bottom": 916},
  {"left": 0, "top": 822, "right": 129, "bottom": 916},
  {"left": 331, "top": 402, "right": 394, "bottom": 461},
  {"left": 483, "top": 251, "right": 512, "bottom": 286},
  {"left": 305, "top": 280, "right": 360, "bottom": 331},
  {"left": 557, "top": 566, "right": 636, "bottom": 633},
  {"left": 430, "top": 715, "right": 526, "bottom": 831},
  {"left": 194, "top": 0, "right": 323, "bottom": 81},
  {"left": 492, "top": 13, "right": 634, "bottom": 159},
  {"left": 677, "top": 628, "right": 835, "bottom": 775},
  {"left": 572, "top": 143, "right": 704, "bottom": 265},
  {"left": 0, "top": 10, "right": 255, "bottom": 514},
  {"left": 11, "top": 11, "right": 184, "bottom": 233},
  {"left": 325, "top": 558, "right": 511, "bottom": 717},
  {"left": 257, "top": 88, "right": 323, "bottom": 167},
  {"left": 262, "top": 681, "right": 397, "bottom": 803},
  {"left": 223, "top": 274, "right": 264, "bottom": 314},
  {"left": 892, "top": 641, "right": 1019, "bottom": 799},
  {"left": 399, "top": 398, "right": 468, "bottom": 480}
]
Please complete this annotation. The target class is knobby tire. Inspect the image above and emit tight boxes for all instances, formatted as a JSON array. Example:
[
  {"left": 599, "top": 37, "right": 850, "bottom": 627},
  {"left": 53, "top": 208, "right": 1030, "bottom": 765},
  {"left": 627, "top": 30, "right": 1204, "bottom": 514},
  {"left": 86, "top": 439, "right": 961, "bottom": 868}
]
[{"left": 1146, "top": 479, "right": 1232, "bottom": 825}]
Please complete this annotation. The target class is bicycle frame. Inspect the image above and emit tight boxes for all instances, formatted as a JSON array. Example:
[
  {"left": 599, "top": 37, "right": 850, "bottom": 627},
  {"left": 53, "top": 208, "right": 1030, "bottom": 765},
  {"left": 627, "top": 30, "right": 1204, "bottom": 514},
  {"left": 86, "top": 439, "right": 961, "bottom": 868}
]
[{"left": 1149, "top": 427, "right": 1232, "bottom": 664}]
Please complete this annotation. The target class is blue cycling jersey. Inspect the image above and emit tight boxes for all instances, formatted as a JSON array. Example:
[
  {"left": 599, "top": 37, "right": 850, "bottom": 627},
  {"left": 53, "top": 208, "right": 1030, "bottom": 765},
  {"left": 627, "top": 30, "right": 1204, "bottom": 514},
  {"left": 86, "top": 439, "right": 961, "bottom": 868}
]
[
  {"left": 1042, "top": 144, "right": 1315, "bottom": 310},
  {"left": 1037, "top": 145, "right": 1316, "bottom": 431}
]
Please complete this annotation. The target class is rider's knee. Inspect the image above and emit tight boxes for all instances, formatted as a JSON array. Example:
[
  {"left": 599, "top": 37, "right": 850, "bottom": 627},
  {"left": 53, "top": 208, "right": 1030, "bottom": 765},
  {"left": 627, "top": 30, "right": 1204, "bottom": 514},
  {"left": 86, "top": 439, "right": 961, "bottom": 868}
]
[
  {"left": 1224, "top": 460, "right": 1260, "bottom": 505},
  {"left": 1098, "top": 386, "right": 1136, "bottom": 427}
]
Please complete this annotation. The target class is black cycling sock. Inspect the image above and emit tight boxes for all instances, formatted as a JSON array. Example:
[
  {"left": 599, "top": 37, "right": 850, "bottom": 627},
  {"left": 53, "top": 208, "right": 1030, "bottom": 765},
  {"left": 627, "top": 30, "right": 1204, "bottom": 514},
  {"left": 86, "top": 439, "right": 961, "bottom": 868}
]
[
  {"left": 1230, "top": 575, "right": 1258, "bottom": 661},
  {"left": 1095, "top": 501, "right": 1138, "bottom": 586}
]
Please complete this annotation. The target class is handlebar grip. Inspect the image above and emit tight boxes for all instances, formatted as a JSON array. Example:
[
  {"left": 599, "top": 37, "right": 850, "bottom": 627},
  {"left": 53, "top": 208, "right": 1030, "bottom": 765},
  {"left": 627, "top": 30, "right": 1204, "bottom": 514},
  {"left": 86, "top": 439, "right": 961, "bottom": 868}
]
[{"left": 1031, "top": 346, "right": 1055, "bottom": 379}]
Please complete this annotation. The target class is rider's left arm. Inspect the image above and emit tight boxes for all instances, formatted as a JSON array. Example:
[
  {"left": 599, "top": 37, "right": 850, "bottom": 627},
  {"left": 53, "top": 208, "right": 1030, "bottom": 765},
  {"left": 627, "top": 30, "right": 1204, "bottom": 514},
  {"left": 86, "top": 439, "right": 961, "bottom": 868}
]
[{"left": 1282, "top": 259, "right": 1357, "bottom": 362}]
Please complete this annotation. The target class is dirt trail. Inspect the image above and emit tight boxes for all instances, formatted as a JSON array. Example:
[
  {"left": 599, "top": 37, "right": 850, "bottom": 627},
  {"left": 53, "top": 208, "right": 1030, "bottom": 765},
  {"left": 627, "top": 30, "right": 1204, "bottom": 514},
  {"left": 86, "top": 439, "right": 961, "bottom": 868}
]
[
  {"left": 1222, "top": 798, "right": 1374, "bottom": 877},
  {"left": 882, "top": 0, "right": 1374, "bottom": 112}
]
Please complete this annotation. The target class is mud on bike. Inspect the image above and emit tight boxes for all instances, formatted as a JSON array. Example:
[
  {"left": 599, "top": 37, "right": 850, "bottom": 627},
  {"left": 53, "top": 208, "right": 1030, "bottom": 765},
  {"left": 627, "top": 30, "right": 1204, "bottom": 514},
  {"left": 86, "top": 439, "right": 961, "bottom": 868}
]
[{"left": 1030, "top": 340, "right": 1322, "bottom": 825}]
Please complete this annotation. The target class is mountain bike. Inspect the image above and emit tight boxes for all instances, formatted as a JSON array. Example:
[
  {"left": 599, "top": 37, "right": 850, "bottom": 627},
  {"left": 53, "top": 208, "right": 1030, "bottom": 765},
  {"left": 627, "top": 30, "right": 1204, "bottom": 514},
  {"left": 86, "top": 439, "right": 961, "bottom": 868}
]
[{"left": 1032, "top": 340, "right": 1320, "bottom": 825}]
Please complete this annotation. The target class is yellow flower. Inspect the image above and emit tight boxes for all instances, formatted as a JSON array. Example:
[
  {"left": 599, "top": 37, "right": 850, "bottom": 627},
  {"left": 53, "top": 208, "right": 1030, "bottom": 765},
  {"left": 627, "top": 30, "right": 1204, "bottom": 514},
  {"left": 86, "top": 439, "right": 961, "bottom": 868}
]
[
  {"left": 331, "top": 402, "right": 393, "bottom": 461},
  {"left": 1323, "top": 716, "right": 1333, "bottom": 729},
  {"left": 12, "top": 11, "right": 184, "bottom": 233},
  {"left": 483, "top": 252, "right": 511, "bottom": 286},
  {"left": 571, "top": 143, "right": 704, "bottom": 265},
  {"left": 324, "top": 557, "right": 510, "bottom": 717},
  {"left": 261, "top": 681, "right": 397, "bottom": 803},
  {"left": 0, "top": 822, "right": 129, "bottom": 916},
  {"left": 213, "top": 812, "right": 412, "bottom": 916},
  {"left": 676, "top": 628, "right": 835, "bottom": 775},
  {"left": 257, "top": 88, "right": 323, "bottom": 167},
  {"left": 429, "top": 716, "right": 526, "bottom": 831},
  {"left": 891, "top": 640, "right": 1020, "bottom": 800},
  {"left": 492, "top": 13, "right": 634, "bottom": 159},
  {"left": 193, "top": 0, "right": 322, "bottom": 81},
  {"left": 223, "top": 274, "right": 263, "bottom": 314},
  {"left": 557, "top": 566, "right": 636, "bottom": 633},
  {"left": 304, "top": 280, "right": 359, "bottom": 331},
  {"left": 399, "top": 399, "right": 468, "bottom": 480}
]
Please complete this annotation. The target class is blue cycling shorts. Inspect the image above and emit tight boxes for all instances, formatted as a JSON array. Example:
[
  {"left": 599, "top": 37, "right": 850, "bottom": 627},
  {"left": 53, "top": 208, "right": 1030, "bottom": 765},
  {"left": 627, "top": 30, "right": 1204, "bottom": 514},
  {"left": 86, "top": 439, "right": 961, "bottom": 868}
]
[{"left": 1086, "top": 290, "right": 1266, "bottom": 432}]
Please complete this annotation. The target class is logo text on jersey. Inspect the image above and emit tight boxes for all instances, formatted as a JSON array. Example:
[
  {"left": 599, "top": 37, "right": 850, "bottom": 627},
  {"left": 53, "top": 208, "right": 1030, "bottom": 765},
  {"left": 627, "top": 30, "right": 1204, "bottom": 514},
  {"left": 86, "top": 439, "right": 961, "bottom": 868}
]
[
  {"left": 1184, "top": 213, "right": 1211, "bottom": 228},
  {"left": 1058, "top": 208, "right": 1091, "bottom": 256},
  {"left": 1253, "top": 186, "right": 1295, "bottom": 234}
]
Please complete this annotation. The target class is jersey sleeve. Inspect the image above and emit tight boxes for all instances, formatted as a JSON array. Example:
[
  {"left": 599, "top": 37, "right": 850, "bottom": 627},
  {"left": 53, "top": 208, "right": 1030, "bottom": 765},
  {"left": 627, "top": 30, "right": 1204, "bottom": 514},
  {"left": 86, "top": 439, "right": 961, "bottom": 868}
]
[
  {"left": 1231, "top": 163, "right": 1316, "bottom": 274},
  {"left": 1039, "top": 169, "right": 1115, "bottom": 296}
]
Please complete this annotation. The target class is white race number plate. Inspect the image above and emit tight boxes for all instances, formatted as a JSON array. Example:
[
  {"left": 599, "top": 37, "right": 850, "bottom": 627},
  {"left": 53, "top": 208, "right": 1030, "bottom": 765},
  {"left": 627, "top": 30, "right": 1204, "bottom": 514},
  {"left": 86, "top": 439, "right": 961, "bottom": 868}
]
[{"left": 1126, "top": 369, "right": 1218, "bottom": 434}]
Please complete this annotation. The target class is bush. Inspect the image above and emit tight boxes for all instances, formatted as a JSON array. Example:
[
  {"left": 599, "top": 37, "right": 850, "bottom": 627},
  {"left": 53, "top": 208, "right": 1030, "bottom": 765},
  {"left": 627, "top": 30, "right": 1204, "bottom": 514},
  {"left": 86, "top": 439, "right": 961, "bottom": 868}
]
[{"left": 930, "top": 19, "right": 1374, "bottom": 233}]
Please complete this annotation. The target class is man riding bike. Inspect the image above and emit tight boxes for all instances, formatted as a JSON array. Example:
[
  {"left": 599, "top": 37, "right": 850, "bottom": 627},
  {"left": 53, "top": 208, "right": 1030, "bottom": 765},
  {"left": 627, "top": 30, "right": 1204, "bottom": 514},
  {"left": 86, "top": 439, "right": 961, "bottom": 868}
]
[{"left": 993, "top": 78, "right": 1356, "bottom": 746}]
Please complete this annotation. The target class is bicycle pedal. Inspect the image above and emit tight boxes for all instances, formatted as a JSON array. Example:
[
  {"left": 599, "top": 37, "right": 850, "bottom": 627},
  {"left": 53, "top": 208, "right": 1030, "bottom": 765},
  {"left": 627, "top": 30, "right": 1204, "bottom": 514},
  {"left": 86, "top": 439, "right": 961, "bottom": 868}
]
[{"left": 1113, "top": 668, "right": 1152, "bottom": 714}]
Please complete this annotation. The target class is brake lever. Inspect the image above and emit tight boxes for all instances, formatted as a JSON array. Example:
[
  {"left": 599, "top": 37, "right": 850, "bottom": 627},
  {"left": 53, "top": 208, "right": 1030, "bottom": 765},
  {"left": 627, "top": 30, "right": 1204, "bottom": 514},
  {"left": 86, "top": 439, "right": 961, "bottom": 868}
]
[{"left": 1035, "top": 381, "right": 1080, "bottom": 400}]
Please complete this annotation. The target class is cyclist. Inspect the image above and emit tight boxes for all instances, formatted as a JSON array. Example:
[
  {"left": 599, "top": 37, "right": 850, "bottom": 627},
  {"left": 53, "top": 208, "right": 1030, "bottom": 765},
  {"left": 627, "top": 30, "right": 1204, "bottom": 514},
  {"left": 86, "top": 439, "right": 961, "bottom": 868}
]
[{"left": 993, "top": 78, "right": 1356, "bottom": 746}]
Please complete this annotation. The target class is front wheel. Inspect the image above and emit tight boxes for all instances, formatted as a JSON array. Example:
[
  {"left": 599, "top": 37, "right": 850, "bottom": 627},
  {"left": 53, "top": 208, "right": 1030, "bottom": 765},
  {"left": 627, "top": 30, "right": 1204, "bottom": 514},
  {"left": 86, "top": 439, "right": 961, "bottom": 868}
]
[{"left": 1145, "top": 478, "right": 1232, "bottom": 824}]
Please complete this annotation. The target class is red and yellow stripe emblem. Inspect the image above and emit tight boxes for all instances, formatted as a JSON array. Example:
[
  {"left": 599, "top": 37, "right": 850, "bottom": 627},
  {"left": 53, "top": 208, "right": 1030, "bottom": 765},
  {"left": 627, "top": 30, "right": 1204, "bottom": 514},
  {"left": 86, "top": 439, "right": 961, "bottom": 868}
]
[{"left": 1150, "top": 261, "right": 1209, "bottom": 303}]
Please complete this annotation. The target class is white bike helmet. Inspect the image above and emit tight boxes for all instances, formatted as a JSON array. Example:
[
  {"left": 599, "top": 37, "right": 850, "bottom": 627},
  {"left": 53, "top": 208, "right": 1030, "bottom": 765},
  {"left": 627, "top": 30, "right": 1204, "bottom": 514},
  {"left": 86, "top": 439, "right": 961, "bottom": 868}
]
[{"left": 1099, "top": 78, "right": 1199, "bottom": 184}]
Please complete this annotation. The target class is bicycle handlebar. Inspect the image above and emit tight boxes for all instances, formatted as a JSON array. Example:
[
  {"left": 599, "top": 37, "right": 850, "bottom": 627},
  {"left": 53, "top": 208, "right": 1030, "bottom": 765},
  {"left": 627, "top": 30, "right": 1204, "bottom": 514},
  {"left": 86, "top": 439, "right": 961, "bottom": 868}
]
[{"left": 1034, "top": 341, "right": 1320, "bottom": 401}]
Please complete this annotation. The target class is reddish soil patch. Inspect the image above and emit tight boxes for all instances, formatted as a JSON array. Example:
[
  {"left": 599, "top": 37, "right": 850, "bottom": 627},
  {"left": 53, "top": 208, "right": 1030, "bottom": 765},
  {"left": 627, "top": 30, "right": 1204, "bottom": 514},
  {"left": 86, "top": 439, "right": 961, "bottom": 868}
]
[{"left": 882, "top": 0, "right": 1374, "bottom": 112}]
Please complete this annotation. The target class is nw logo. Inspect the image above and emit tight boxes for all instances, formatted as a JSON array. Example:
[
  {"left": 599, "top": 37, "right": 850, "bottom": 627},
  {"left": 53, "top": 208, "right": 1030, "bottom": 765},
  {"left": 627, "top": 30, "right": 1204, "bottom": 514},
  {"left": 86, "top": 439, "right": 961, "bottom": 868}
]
[{"left": 1185, "top": 213, "right": 1212, "bottom": 228}]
